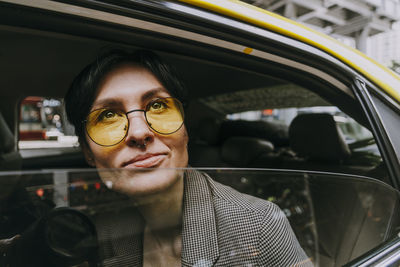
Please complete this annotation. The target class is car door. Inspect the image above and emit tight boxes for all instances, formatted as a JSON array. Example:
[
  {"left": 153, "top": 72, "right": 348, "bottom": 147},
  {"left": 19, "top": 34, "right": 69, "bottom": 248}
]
[{"left": 1, "top": 0, "right": 400, "bottom": 266}]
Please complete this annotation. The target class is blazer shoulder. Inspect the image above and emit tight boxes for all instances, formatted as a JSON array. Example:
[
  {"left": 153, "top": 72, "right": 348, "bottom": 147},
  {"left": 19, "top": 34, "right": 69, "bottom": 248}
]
[{"left": 203, "top": 172, "right": 279, "bottom": 216}]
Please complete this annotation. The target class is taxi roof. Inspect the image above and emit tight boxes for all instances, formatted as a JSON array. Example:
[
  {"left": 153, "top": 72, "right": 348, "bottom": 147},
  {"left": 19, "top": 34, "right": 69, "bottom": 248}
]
[{"left": 179, "top": 0, "right": 400, "bottom": 104}]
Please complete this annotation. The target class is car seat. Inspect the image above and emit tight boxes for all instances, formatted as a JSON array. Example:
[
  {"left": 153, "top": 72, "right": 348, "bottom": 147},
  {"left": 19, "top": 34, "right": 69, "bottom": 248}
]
[
  {"left": 189, "top": 118, "right": 277, "bottom": 168},
  {"left": 188, "top": 117, "right": 227, "bottom": 167},
  {"left": 219, "top": 119, "right": 289, "bottom": 148},
  {"left": 289, "top": 113, "right": 351, "bottom": 163},
  {"left": 286, "top": 113, "right": 375, "bottom": 175},
  {"left": 220, "top": 136, "right": 274, "bottom": 167}
]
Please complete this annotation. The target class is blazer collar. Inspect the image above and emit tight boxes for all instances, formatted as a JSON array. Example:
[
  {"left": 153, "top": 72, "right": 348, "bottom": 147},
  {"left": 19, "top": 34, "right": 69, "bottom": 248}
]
[{"left": 181, "top": 169, "right": 219, "bottom": 266}]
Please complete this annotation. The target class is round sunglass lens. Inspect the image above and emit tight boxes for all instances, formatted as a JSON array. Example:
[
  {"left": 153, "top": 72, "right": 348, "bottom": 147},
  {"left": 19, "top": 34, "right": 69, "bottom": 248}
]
[
  {"left": 86, "top": 109, "right": 128, "bottom": 146},
  {"left": 145, "top": 98, "right": 184, "bottom": 135}
]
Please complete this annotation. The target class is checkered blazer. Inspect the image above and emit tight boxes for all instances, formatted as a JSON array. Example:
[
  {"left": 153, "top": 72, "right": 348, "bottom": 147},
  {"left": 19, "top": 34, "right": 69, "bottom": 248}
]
[{"left": 95, "top": 169, "right": 313, "bottom": 266}]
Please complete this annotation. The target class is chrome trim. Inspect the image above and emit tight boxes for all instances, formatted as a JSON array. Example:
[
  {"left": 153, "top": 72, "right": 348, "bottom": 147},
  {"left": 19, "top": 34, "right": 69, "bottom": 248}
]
[
  {"left": 375, "top": 249, "right": 400, "bottom": 267},
  {"left": 357, "top": 242, "right": 400, "bottom": 266}
]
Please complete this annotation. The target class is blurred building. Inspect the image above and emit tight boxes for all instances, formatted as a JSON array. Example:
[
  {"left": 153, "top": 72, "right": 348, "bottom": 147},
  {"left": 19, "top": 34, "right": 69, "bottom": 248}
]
[
  {"left": 244, "top": 0, "right": 400, "bottom": 53},
  {"left": 367, "top": 23, "right": 400, "bottom": 66}
]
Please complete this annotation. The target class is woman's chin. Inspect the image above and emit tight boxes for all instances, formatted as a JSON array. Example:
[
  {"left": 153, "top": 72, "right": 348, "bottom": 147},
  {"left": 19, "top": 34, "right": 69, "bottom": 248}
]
[{"left": 99, "top": 168, "right": 184, "bottom": 198}]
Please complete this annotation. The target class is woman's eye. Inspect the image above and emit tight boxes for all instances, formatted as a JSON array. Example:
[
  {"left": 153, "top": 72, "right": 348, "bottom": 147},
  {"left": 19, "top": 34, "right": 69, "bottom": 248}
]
[
  {"left": 152, "top": 102, "right": 163, "bottom": 109},
  {"left": 150, "top": 100, "right": 167, "bottom": 112},
  {"left": 98, "top": 110, "right": 117, "bottom": 121},
  {"left": 104, "top": 111, "right": 115, "bottom": 118}
]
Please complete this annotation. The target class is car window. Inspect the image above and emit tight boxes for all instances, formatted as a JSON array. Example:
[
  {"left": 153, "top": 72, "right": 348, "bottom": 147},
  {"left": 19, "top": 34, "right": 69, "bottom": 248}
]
[
  {"left": 189, "top": 83, "right": 388, "bottom": 183},
  {"left": 369, "top": 90, "right": 400, "bottom": 164},
  {"left": 17, "top": 97, "right": 82, "bottom": 166},
  {"left": 1, "top": 168, "right": 399, "bottom": 266},
  {"left": 19, "top": 96, "right": 78, "bottom": 149},
  {"left": 229, "top": 106, "right": 373, "bottom": 142}
]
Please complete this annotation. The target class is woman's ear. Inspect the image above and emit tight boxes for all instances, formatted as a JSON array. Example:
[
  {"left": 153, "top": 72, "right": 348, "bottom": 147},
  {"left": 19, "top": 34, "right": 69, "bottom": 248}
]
[{"left": 81, "top": 143, "right": 96, "bottom": 167}]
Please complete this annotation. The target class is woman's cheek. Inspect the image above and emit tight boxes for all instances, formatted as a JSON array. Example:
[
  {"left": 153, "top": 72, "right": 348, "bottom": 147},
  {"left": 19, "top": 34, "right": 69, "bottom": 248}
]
[{"left": 91, "top": 145, "right": 120, "bottom": 168}]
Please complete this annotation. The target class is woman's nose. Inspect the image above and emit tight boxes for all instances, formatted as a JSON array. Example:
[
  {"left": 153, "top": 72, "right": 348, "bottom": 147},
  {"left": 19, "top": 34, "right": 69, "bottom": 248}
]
[{"left": 125, "top": 112, "right": 154, "bottom": 147}]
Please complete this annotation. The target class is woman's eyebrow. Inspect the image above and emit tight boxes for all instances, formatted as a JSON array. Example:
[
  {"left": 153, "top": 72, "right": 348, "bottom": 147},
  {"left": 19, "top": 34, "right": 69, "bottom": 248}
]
[
  {"left": 91, "top": 99, "right": 122, "bottom": 109},
  {"left": 141, "top": 87, "right": 168, "bottom": 102},
  {"left": 91, "top": 87, "right": 167, "bottom": 109}
]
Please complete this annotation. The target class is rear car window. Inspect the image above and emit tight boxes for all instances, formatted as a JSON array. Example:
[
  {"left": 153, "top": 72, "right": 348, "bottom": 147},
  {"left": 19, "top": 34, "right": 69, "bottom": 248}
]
[
  {"left": 189, "top": 83, "right": 387, "bottom": 181},
  {"left": 228, "top": 106, "right": 374, "bottom": 149},
  {"left": 18, "top": 96, "right": 78, "bottom": 150}
]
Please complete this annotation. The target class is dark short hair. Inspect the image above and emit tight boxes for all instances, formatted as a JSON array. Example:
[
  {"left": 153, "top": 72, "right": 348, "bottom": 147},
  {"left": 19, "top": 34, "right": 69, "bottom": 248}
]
[{"left": 64, "top": 50, "right": 188, "bottom": 145}]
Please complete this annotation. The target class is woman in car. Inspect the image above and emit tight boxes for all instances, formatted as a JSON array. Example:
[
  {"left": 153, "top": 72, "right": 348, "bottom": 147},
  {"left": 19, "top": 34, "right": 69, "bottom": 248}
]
[{"left": 64, "top": 50, "right": 312, "bottom": 267}]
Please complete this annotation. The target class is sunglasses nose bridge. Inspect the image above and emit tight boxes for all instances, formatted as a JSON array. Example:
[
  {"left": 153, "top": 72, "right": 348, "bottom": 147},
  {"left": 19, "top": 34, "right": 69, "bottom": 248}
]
[
  {"left": 126, "top": 109, "right": 146, "bottom": 117},
  {"left": 126, "top": 110, "right": 146, "bottom": 123},
  {"left": 126, "top": 109, "right": 147, "bottom": 122},
  {"left": 125, "top": 109, "right": 150, "bottom": 131}
]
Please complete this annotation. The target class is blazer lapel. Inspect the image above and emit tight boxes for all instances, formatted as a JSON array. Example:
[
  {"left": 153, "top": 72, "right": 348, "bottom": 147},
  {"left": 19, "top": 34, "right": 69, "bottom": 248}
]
[
  {"left": 181, "top": 169, "right": 219, "bottom": 266},
  {"left": 95, "top": 207, "right": 144, "bottom": 267}
]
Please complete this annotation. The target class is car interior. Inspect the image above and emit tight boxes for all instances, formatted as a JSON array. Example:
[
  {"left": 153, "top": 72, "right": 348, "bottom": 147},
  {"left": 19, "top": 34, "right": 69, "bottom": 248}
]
[
  {"left": 0, "top": 10, "right": 398, "bottom": 266},
  {"left": 0, "top": 26, "right": 386, "bottom": 175}
]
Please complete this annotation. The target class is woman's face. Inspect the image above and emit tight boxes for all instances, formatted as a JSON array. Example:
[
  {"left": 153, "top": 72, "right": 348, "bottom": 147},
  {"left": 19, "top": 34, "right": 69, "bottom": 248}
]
[{"left": 84, "top": 63, "right": 188, "bottom": 196}]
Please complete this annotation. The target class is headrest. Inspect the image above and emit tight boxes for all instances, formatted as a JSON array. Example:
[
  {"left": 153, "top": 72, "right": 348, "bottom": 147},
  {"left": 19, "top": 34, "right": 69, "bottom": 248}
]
[
  {"left": 0, "top": 113, "right": 15, "bottom": 154},
  {"left": 220, "top": 120, "right": 289, "bottom": 147},
  {"left": 221, "top": 136, "right": 274, "bottom": 166},
  {"left": 289, "top": 113, "right": 350, "bottom": 162},
  {"left": 196, "top": 117, "right": 221, "bottom": 145}
]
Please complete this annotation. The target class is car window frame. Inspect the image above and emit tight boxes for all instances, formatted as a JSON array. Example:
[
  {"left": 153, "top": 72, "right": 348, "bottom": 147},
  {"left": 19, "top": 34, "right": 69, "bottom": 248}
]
[{"left": 351, "top": 78, "right": 400, "bottom": 189}]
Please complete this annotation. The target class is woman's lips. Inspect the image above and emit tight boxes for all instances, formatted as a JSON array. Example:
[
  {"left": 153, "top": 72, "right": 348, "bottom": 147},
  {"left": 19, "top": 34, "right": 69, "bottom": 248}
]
[{"left": 122, "top": 154, "right": 166, "bottom": 168}]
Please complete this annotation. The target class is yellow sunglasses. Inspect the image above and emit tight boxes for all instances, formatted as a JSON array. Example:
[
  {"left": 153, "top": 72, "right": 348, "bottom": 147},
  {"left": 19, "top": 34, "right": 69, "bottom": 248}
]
[{"left": 84, "top": 97, "right": 184, "bottom": 146}]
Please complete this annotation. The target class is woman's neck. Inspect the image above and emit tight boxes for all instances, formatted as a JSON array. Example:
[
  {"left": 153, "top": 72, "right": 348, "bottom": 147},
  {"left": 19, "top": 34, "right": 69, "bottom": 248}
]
[{"left": 136, "top": 174, "right": 184, "bottom": 231}]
